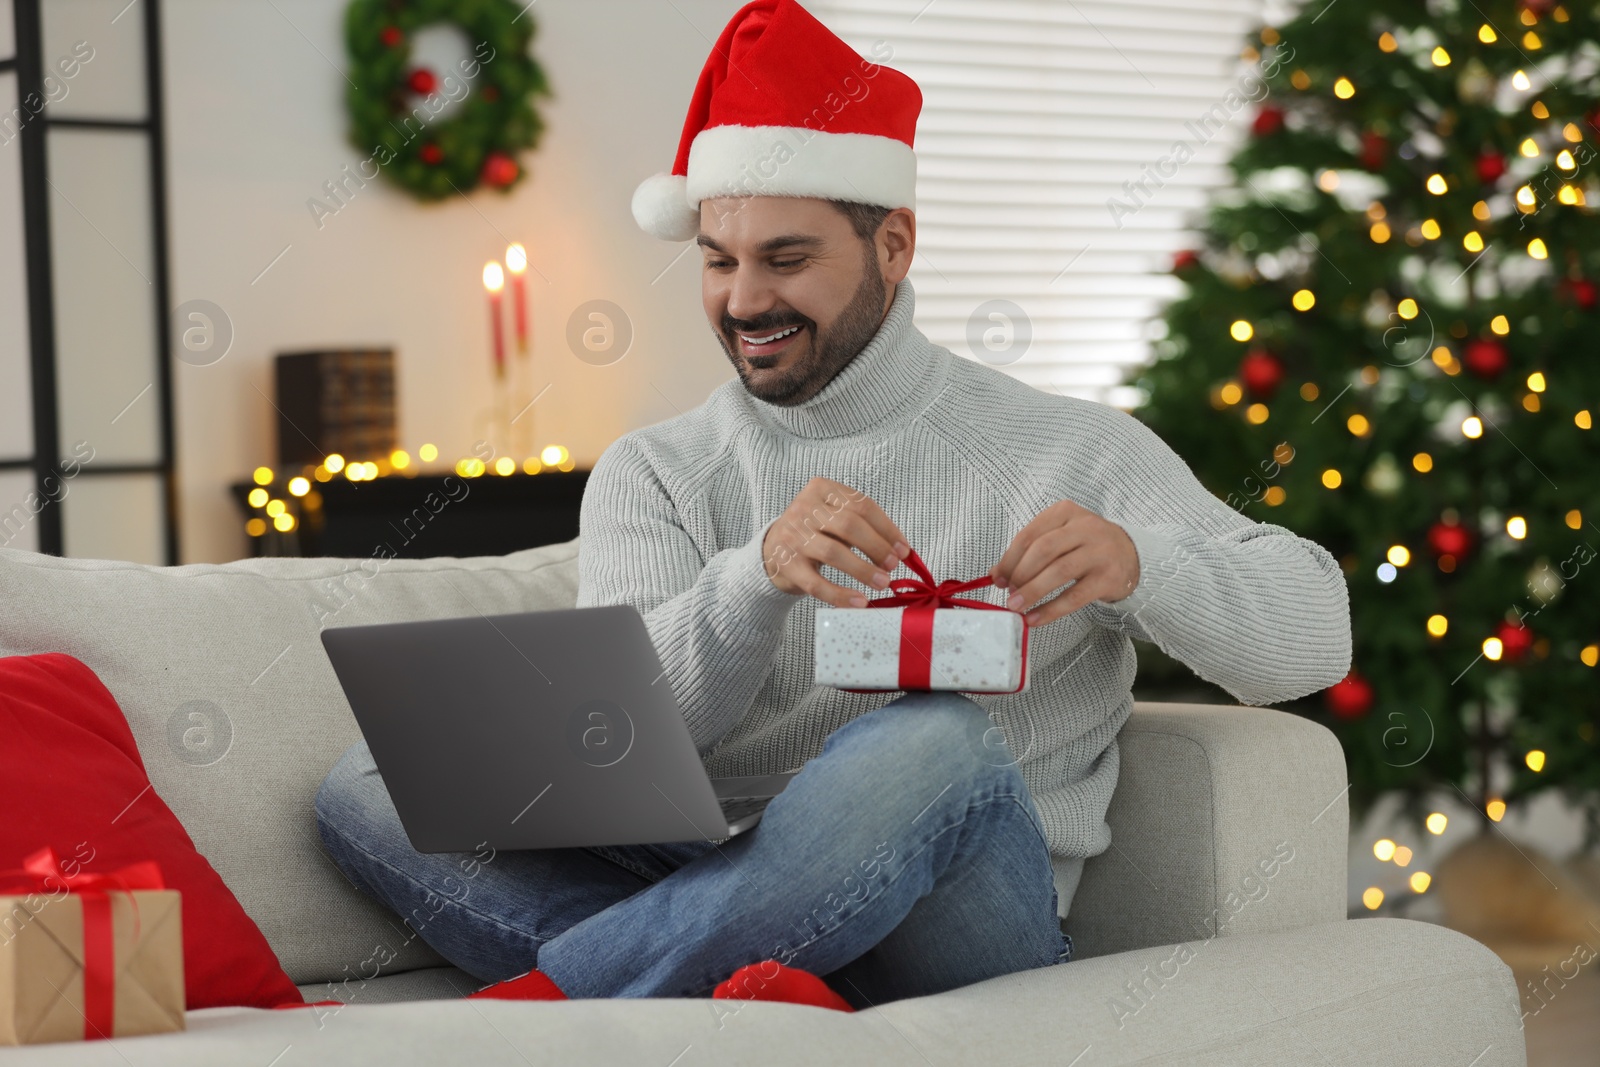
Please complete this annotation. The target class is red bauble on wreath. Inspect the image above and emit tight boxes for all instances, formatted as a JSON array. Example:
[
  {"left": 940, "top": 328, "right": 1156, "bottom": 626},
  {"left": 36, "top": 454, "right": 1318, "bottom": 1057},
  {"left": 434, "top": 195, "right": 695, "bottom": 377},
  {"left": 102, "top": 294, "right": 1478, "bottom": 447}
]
[
  {"left": 1426, "top": 519, "right": 1473, "bottom": 560},
  {"left": 407, "top": 67, "right": 437, "bottom": 95},
  {"left": 1172, "top": 248, "right": 1200, "bottom": 273},
  {"left": 1325, "top": 671, "right": 1373, "bottom": 720},
  {"left": 1238, "top": 347, "right": 1285, "bottom": 398},
  {"left": 481, "top": 151, "right": 519, "bottom": 188},
  {"left": 1462, "top": 337, "right": 1508, "bottom": 378}
]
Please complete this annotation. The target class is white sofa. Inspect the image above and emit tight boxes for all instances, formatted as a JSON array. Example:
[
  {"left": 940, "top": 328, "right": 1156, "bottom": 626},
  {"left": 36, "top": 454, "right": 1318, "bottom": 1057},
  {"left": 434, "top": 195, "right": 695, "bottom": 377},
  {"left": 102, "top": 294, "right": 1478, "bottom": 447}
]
[{"left": 0, "top": 538, "right": 1526, "bottom": 1065}]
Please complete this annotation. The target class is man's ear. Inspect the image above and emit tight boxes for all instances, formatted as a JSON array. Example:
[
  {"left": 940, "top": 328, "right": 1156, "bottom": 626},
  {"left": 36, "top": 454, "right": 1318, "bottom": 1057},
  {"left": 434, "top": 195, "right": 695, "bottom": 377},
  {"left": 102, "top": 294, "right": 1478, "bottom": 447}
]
[{"left": 877, "top": 208, "right": 916, "bottom": 285}]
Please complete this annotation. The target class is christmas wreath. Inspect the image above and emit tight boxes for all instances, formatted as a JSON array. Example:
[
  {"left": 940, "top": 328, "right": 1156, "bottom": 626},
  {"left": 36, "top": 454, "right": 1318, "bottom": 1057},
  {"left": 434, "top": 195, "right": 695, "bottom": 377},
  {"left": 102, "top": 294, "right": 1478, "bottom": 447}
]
[{"left": 343, "top": 0, "right": 551, "bottom": 201}]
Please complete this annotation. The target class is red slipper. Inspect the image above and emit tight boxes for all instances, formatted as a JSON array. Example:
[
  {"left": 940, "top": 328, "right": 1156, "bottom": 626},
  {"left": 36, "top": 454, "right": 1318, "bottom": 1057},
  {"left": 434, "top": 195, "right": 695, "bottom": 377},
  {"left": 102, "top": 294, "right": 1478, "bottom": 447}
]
[
  {"left": 467, "top": 969, "right": 568, "bottom": 1001},
  {"left": 712, "top": 960, "right": 854, "bottom": 1012}
]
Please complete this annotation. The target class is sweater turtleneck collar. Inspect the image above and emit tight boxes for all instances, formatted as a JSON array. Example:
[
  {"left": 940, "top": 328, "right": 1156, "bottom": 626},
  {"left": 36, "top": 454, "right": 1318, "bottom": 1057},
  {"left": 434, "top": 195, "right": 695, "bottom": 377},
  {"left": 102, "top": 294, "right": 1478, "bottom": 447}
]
[{"left": 741, "top": 278, "right": 949, "bottom": 440}]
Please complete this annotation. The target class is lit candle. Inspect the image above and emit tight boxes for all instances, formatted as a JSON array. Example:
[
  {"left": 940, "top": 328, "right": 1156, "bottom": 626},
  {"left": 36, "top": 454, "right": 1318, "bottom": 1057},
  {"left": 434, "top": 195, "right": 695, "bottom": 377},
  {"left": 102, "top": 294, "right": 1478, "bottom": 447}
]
[
  {"left": 482, "top": 260, "right": 505, "bottom": 377},
  {"left": 505, "top": 242, "right": 529, "bottom": 355}
]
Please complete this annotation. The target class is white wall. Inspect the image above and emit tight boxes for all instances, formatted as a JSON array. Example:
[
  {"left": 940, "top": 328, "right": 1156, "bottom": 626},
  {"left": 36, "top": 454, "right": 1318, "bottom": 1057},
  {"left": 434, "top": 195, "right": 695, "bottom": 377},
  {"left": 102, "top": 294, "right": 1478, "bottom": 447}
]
[{"left": 164, "top": 0, "right": 747, "bottom": 562}]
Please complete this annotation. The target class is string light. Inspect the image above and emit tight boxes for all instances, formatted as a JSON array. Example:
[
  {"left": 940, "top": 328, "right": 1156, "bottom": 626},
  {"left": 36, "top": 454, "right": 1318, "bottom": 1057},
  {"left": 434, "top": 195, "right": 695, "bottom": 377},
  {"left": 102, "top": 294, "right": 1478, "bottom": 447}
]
[
  {"left": 1362, "top": 887, "right": 1384, "bottom": 910},
  {"left": 1374, "top": 839, "right": 1396, "bottom": 861},
  {"left": 253, "top": 466, "right": 274, "bottom": 486},
  {"left": 1486, "top": 799, "right": 1507, "bottom": 821},
  {"left": 288, "top": 477, "right": 310, "bottom": 497},
  {"left": 419, "top": 443, "right": 439, "bottom": 462},
  {"left": 1525, "top": 750, "right": 1546, "bottom": 772},
  {"left": 1410, "top": 872, "right": 1432, "bottom": 893},
  {"left": 1425, "top": 813, "right": 1448, "bottom": 834},
  {"left": 248, "top": 487, "right": 268, "bottom": 508},
  {"left": 325, "top": 453, "right": 346, "bottom": 474}
]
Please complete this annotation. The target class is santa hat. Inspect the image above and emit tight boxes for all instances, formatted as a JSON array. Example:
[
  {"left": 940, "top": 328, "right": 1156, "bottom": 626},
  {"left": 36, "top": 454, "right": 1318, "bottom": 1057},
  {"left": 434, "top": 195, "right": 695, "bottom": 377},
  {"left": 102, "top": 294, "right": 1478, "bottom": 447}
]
[{"left": 631, "top": 0, "right": 923, "bottom": 242}]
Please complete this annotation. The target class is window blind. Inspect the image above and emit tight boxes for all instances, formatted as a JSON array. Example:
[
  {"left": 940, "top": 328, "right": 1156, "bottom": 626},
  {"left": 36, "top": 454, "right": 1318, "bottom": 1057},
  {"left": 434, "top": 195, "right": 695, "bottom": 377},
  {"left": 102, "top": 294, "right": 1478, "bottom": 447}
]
[{"left": 812, "top": 0, "right": 1284, "bottom": 410}]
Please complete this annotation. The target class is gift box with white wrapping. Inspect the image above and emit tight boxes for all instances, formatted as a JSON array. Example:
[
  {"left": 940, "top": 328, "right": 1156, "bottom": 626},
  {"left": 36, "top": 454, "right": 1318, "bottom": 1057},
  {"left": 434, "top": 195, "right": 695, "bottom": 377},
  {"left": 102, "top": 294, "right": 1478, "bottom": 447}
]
[{"left": 814, "top": 604, "right": 1029, "bottom": 694}]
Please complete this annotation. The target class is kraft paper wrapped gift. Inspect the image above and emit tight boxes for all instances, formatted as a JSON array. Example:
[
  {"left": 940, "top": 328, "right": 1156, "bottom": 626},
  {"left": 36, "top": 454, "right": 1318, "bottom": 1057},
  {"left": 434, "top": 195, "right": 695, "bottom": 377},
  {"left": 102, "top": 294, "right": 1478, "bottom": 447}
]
[
  {"left": 813, "top": 548, "right": 1030, "bottom": 694},
  {"left": 0, "top": 849, "right": 184, "bottom": 1046}
]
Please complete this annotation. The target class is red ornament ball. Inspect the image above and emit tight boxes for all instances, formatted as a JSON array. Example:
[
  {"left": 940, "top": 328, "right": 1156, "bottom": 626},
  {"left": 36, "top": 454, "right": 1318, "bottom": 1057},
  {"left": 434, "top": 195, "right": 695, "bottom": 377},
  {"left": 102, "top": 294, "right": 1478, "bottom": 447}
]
[
  {"left": 1475, "top": 149, "right": 1506, "bottom": 184},
  {"left": 480, "top": 151, "right": 519, "bottom": 188},
  {"left": 1426, "top": 520, "right": 1473, "bottom": 560},
  {"left": 418, "top": 143, "right": 443, "bottom": 166},
  {"left": 1496, "top": 620, "right": 1535, "bottom": 662},
  {"left": 379, "top": 25, "right": 402, "bottom": 48},
  {"left": 1462, "top": 337, "right": 1508, "bottom": 378},
  {"left": 407, "top": 68, "right": 437, "bottom": 95},
  {"left": 1560, "top": 277, "right": 1598, "bottom": 310},
  {"left": 1359, "top": 131, "right": 1389, "bottom": 171},
  {"left": 1325, "top": 672, "right": 1373, "bottom": 720},
  {"left": 1239, "top": 348, "right": 1285, "bottom": 398},
  {"left": 1172, "top": 248, "right": 1200, "bottom": 273},
  {"left": 482, "top": 85, "right": 501, "bottom": 104},
  {"left": 1252, "top": 106, "right": 1285, "bottom": 137}
]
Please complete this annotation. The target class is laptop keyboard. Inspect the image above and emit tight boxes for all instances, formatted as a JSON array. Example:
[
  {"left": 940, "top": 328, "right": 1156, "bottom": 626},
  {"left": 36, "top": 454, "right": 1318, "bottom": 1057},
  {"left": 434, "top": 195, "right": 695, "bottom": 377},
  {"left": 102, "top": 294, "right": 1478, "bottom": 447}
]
[{"left": 718, "top": 795, "right": 773, "bottom": 823}]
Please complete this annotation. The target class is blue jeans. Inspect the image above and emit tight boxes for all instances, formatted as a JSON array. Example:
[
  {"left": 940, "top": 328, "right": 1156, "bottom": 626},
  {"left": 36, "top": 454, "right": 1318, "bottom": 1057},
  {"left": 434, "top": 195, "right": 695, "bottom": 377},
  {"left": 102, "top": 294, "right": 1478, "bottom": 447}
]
[{"left": 314, "top": 690, "right": 1072, "bottom": 1008}]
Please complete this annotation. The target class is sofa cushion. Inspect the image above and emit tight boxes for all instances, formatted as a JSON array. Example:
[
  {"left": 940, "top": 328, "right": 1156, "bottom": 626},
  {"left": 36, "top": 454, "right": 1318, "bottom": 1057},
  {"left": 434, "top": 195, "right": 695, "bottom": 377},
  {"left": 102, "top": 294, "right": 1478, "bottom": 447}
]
[
  {"left": 0, "top": 539, "right": 582, "bottom": 988},
  {"left": 0, "top": 652, "right": 302, "bottom": 1008}
]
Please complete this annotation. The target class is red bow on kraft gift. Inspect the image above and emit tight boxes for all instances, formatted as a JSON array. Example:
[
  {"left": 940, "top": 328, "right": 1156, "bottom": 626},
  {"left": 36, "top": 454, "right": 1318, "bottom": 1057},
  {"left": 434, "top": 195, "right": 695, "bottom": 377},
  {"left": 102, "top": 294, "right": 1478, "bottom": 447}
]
[
  {"left": 861, "top": 547, "right": 1030, "bottom": 692},
  {"left": 0, "top": 846, "right": 166, "bottom": 1040}
]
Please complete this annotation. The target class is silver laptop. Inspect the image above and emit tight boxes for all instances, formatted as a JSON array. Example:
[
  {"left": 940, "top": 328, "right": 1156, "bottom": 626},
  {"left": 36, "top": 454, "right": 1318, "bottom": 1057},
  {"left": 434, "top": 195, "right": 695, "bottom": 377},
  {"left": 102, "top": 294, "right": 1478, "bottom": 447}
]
[{"left": 319, "top": 604, "right": 799, "bottom": 853}]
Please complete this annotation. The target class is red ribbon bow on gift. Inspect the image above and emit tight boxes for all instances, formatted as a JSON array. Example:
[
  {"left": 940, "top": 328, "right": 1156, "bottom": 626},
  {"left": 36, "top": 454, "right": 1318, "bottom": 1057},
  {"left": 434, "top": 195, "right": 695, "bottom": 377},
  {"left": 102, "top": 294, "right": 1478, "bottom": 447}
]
[
  {"left": 860, "top": 547, "right": 1030, "bottom": 692},
  {"left": 0, "top": 846, "right": 167, "bottom": 1041}
]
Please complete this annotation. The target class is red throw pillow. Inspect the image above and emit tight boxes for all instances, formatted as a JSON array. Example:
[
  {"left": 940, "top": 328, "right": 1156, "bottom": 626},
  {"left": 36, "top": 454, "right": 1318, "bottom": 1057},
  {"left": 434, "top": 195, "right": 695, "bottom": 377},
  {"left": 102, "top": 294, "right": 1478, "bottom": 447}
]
[{"left": 0, "top": 653, "right": 303, "bottom": 1009}]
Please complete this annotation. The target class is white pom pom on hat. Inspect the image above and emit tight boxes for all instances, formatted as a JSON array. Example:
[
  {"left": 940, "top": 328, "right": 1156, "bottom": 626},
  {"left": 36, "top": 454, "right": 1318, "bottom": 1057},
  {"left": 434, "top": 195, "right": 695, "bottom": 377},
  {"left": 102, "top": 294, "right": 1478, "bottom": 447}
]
[
  {"left": 631, "top": 172, "right": 700, "bottom": 242},
  {"left": 630, "top": 0, "right": 922, "bottom": 242}
]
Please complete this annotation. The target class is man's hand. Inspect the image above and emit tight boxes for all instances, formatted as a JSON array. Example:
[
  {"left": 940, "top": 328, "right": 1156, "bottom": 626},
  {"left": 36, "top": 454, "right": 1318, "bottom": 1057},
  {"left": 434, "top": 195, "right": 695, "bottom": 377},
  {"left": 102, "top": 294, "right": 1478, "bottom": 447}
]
[
  {"left": 761, "top": 477, "right": 911, "bottom": 607},
  {"left": 988, "top": 500, "right": 1140, "bottom": 626}
]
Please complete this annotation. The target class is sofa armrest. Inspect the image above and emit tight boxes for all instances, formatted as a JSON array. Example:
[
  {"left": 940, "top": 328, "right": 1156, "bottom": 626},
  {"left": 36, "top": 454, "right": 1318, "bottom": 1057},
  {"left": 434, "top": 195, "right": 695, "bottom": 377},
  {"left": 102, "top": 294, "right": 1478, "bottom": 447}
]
[{"left": 1063, "top": 702, "right": 1348, "bottom": 961}]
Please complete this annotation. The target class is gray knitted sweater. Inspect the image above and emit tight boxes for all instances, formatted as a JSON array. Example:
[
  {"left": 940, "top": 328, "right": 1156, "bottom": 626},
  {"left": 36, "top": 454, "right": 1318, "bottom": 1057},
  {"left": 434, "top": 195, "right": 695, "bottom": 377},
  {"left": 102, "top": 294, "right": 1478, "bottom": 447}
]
[{"left": 575, "top": 278, "right": 1352, "bottom": 861}]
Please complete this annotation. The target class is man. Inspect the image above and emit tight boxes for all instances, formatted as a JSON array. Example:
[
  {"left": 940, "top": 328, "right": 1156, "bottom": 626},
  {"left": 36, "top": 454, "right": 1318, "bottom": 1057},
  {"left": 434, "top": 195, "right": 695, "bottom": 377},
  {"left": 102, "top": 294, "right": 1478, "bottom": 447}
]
[{"left": 316, "top": 0, "right": 1351, "bottom": 1012}]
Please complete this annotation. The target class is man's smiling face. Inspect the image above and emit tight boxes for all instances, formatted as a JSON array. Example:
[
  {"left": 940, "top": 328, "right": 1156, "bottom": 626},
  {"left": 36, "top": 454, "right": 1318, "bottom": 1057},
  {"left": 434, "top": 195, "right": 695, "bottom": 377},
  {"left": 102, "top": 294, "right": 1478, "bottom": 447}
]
[{"left": 698, "top": 196, "right": 913, "bottom": 407}]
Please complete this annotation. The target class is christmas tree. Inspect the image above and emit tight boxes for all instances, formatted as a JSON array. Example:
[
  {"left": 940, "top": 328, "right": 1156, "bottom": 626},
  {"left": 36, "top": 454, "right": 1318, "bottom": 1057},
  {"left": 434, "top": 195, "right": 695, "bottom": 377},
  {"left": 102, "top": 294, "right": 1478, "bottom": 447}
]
[{"left": 1120, "top": 0, "right": 1600, "bottom": 844}]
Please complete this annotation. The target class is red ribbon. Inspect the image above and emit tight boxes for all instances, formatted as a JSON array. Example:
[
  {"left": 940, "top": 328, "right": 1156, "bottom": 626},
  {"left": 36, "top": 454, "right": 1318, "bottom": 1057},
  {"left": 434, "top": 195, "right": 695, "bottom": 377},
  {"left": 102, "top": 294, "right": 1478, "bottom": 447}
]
[
  {"left": 859, "top": 547, "right": 1029, "bottom": 692},
  {"left": 0, "top": 846, "right": 166, "bottom": 1040}
]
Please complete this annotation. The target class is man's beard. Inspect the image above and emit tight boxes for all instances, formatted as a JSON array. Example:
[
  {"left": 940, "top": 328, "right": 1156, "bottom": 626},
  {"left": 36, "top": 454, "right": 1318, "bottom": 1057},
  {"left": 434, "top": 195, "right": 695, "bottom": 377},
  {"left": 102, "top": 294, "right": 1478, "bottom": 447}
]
[{"left": 715, "top": 251, "right": 887, "bottom": 407}]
